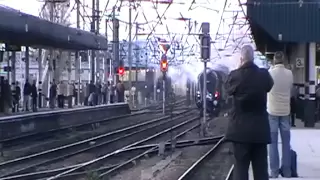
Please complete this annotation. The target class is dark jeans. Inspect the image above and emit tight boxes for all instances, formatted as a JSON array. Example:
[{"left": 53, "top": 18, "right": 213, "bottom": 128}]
[
  {"left": 268, "top": 115, "right": 291, "bottom": 177},
  {"left": 110, "top": 95, "right": 114, "bottom": 104},
  {"left": 57, "top": 95, "right": 64, "bottom": 108},
  {"left": 232, "top": 142, "right": 268, "bottom": 180},
  {"left": 49, "top": 97, "right": 56, "bottom": 109},
  {"left": 32, "top": 97, "right": 37, "bottom": 112}
]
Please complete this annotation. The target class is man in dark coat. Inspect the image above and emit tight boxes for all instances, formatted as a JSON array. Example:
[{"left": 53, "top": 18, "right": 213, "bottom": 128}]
[
  {"left": 225, "top": 45, "right": 274, "bottom": 180},
  {"left": 31, "top": 80, "right": 38, "bottom": 112},
  {"left": 49, "top": 79, "right": 57, "bottom": 109}
]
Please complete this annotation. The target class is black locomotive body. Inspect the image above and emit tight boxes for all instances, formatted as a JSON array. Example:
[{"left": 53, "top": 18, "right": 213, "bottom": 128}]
[{"left": 195, "top": 68, "right": 227, "bottom": 117}]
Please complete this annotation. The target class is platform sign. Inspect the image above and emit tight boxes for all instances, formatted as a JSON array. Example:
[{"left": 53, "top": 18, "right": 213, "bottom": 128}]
[{"left": 296, "top": 58, "right": 304, "bottom": 68}]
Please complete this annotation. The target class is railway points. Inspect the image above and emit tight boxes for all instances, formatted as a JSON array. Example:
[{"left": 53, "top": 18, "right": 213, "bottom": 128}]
[{"left": 103, "top": 113, "right": 230, "bottom": 180}]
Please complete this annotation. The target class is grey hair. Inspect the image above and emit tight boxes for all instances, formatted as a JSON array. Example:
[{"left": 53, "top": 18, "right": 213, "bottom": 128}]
[
  {"left": 240, "top": 45, "right": 254, "bottom": 62},
  {"left": 274, "top": 51, "right": 284, "bottom": 64}
]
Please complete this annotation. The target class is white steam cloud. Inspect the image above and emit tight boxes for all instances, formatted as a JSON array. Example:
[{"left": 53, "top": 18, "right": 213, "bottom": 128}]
[{"left": 166, "top": 52, "right": 268, "bottom": 84}]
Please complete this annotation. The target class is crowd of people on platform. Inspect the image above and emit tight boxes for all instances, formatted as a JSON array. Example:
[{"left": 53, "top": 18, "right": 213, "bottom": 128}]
[
  {"left": 0, "top": 79, "right": 126, "bottom": 114},
  {"left": 225, "top": 45, "right": 301, "bottom": 180}
]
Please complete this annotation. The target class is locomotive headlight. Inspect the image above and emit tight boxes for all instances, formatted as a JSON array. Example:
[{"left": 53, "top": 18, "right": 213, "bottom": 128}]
[
  {"left": 206, "top": 93, "right": 213, "bottom": 100},
  {"left": 213, "top": 100, "right": 218, "bottom": 105}
]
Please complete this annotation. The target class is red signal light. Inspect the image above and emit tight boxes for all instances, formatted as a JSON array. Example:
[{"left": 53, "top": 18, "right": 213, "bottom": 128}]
[
  {"left": 214, "top": 91, "right": 219, "bottom": 98},
  {"left": 118, "top": 67, "right": 125, "bottom": 76},
  {"left": 160, "top": 60, "right": 168, "bottom": 72}
]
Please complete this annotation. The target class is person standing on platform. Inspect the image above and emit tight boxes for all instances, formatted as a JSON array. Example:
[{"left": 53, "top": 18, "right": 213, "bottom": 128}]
[
  {"left": 83, "top": 82, "right": 89, "bottom": 106},
  {"left": 49, "top": 80, "right": 57, "bottom": 109},
  {"left": 225, "top": 45, "right": 273, "bottom": 180},
  {"left": 95, "top": 81, "right": 101, "bottom": 105},
  {"left": 23, "top": 79, "right": 31, "bottom": 111},
  {"left": 57, "top": 81, "right": 64, "bottom": 108},
  {"left": 109, "top": 81, "right": 114, "bottom": 104},
  {"left": 88, "top": 81, "right": 96, "bottom": 106},
  {"left": 102, "top": 83, "right": 108, "bottom": 104},
  {"left": 67, "top": 82, "right": 74, "bottom": 108},
  {"left": 31, "top": 80, "right": 38, "bottom": 112},
  {"left": 72, "top": 83, "right": 77, "bottom": 106},
  {"left": 14, "top": 82, "right": 21, "bottom": 112},
  {"left": 3, "top": 79, "right": 12, "bottom": 114},
  {"left": 267, "top": 51, "right": 293, "bottom": 178},
  {"left": 116, "top": 80, "right": 125, "bottom": 103},
  {"left": 62, "top": 81, "right": 68, "bottom": 108}
]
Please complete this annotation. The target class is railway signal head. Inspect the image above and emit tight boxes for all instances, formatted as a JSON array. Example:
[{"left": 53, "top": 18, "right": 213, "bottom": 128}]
[
  {"left": 118, "top": 67, "right": 125, "bottom": 76},
  {"left": 160, "top": 56, "right": 168, "bottom": 72}
]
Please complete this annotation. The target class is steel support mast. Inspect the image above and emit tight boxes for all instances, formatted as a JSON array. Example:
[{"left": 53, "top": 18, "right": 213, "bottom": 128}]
[
  {"left": 112, "top": 6, "right": 120, "bottom": 83},
  {"left": 76, "top": 0, "right": 81, "bottom": 105},
  {"left": 128, "top": 4, "right": 133, "bottom": 106},
  {"left": 200, "top": 22, "right": 211, "bottom": 137},
  {"left": 90, "top": 0, "right": 96, "bottom": 82}
]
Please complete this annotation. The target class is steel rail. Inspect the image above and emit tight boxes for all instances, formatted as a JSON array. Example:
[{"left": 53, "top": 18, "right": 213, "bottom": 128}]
[
  {"left": 0, "top": 110, "right": 192, "bottom": 178},
  {"left": 45, "top": 114, "right": 200, "bottom": 180},
  {"left": 225, "top": 165, "right": 234, "bottom": 180},
  {"left": 2, "top": 136, "right": 223, "bottom": 180},
  {"left": 1, "top": 98, "right": 186, "bottom": 148},
  {"left": 0, "top": 164, "right": 118, "bottom": 180},
  {"left": 57, "top": 136, "right": 224, "bottom": 180},
  {"left": 0, "top": 110, "right": 147, "bottom": 148},
  {"left": 177, "top": 137, "right": 225, "bottom": 180},
  {"left": 98, "top": 132, "right": 223, "bottom": 179}
]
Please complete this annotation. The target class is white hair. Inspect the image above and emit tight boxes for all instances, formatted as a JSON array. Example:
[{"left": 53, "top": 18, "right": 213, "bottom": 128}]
[{"left": 240, "top": 45, "right": 254, "bottom": 62}]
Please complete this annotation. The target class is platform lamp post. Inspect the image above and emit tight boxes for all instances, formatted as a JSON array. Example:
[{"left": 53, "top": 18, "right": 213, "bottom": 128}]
[{"left": 200, "top": 22, "right": 211, "bottom": 137}]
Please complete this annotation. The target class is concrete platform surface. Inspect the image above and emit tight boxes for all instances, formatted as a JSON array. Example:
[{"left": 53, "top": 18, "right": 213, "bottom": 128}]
[
  {"left": 0, "top": 103, "right": 125, "bottom": 121},
  {"left": 250, "top": 129, "right": 320, "bottom": 180},
  {"left": 0, "top": 103, "right": 131, "bottom": 140},
  {"left": 0, "top": 106, "right": 84, "bottom": 119}
]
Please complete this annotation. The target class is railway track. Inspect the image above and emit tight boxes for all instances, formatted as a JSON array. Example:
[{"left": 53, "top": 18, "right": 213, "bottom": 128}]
[
  {"left": 177, "top": 137, "right": 233, "bottom": 180},
  {"left": 1, "top": 99, "right": 186, "bottom": 157},
  {"left": 225, "top": 165, "right": 234, "bottom": 180},
  {"left": 1, "top": 111, "right": 147, "bottom": 150},
  {"left": 43, "top": 113, "right": 209, "bottom": 180},
  {"left": 0, "top": 109, "right": 196, "bottom": 179},
  {"left": 1, "top": 137, "right": 222, "bottom": 180}
]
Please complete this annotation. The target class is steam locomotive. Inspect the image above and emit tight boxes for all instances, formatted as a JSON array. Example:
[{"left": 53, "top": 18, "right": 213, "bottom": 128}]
[{"left": 195, "top": 68, "right": 228, "bottom": 117}]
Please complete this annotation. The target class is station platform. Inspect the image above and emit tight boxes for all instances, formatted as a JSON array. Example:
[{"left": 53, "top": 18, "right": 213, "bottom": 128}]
[
  {"left": 249, "top": 122, "right": 320, "bottom": 179},
  {"left": 0, "top": 103, "right": 131, "bottom": 141},
  {"left": 0, "top": 105, "right": 84, "bottom": 119}
]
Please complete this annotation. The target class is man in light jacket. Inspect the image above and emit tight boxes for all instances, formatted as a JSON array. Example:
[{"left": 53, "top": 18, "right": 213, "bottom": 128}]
[
  {"left": 267, "top": 51, "right": 293, "bottom": 178},
  {"left": 57, "top": 81, "right": 65, "bottom": 108},
  {"left": 67, "top": 82, "right": 74, "bottom": 108}
]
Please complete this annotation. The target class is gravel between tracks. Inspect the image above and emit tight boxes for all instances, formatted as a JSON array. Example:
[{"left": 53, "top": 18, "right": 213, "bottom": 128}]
[{"left": 110, "top": 115, "right": 230, "bottom": 180}]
